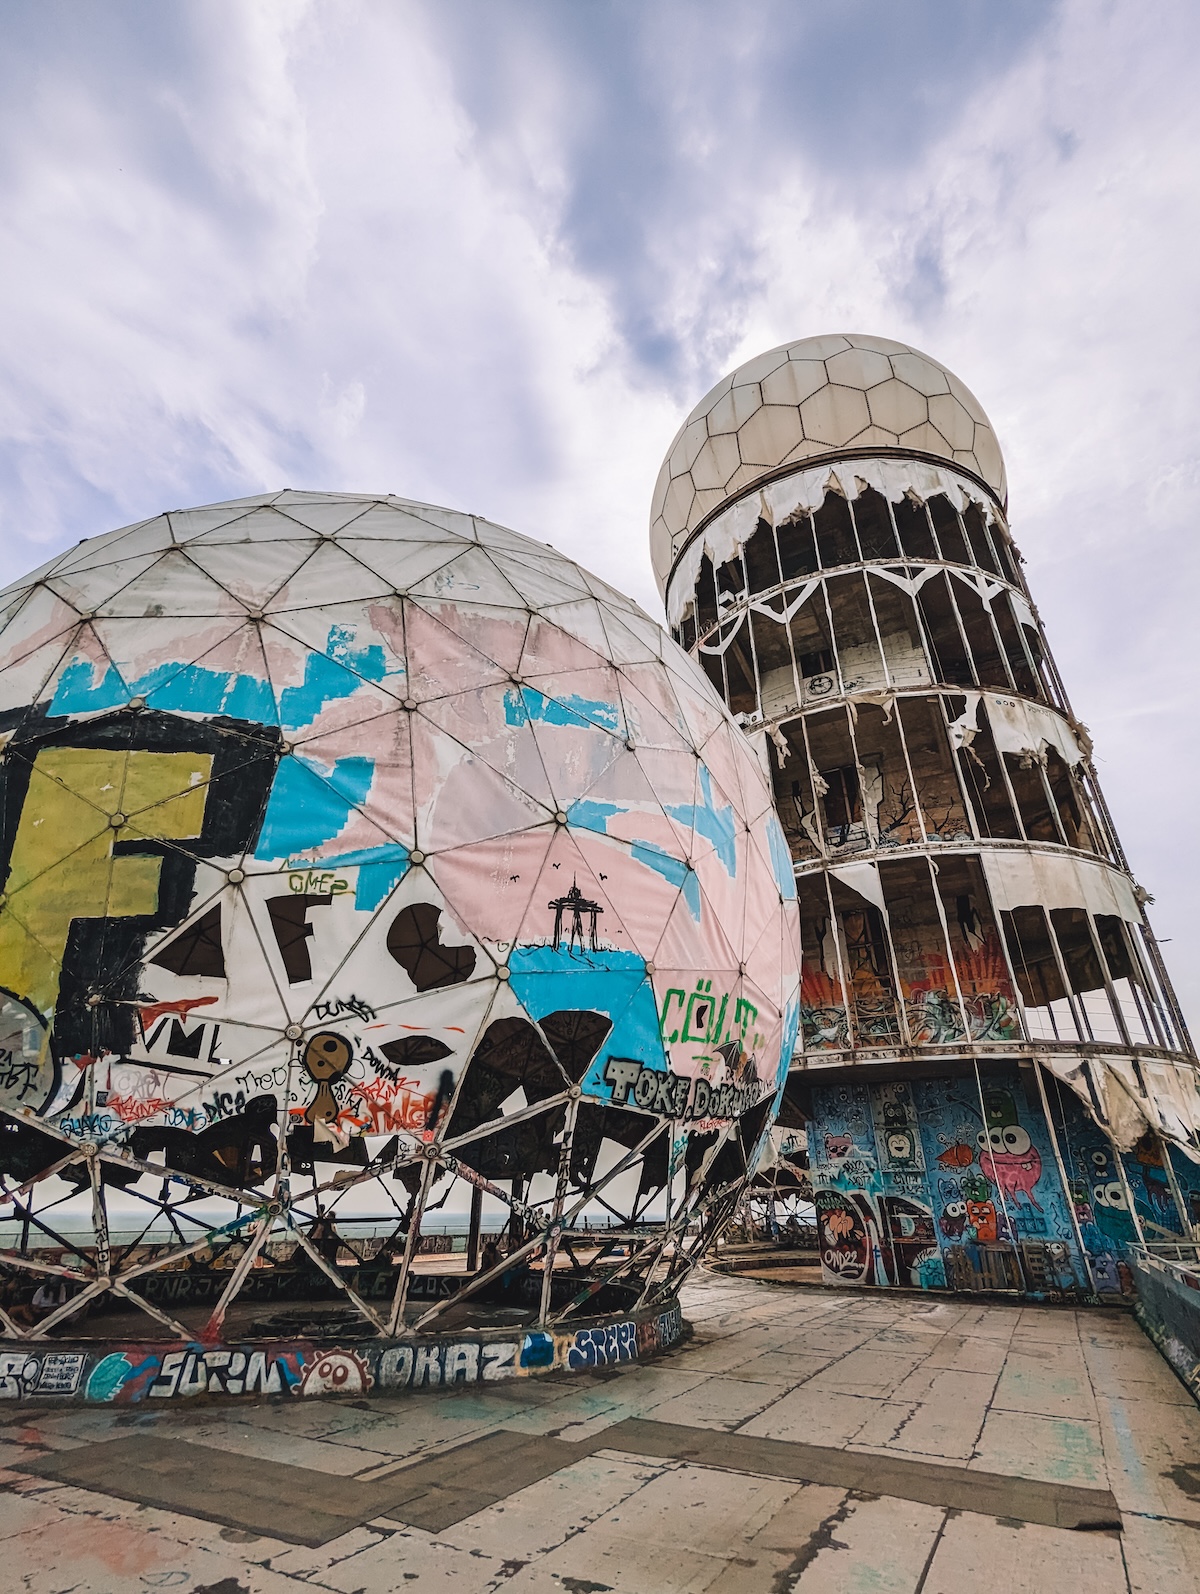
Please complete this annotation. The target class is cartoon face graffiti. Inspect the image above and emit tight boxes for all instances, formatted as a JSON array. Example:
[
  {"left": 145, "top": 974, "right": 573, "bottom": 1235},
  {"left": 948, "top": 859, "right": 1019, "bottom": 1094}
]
[
  {"left": 824, "top": 1132, "right": 854, "bottom": 1161},
  {"left": 965, "top": 1199, "right": 998, "bottom": 1242},
  {"left": 939, "top": 1199, "right": 967, "bottom": 1239},
  {"left": 886, "top": 1130, "right": 916, "bottom": 1165},
  {"left": 977, "top": 1121, "right": 1043, "bottom": 1209},
  {"left": 299, "top": 1348, "right": 372, "bottom": 1397}
]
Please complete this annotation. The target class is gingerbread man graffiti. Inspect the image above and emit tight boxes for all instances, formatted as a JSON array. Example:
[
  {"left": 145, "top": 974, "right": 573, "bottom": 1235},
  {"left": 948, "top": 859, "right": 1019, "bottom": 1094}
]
[{"left": 300, "top": 1031, "right": 353, "bottom": 1128}]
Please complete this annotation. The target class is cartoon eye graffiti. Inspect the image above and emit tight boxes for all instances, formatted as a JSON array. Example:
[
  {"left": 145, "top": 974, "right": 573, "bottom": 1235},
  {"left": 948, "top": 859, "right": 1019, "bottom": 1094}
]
[
  {"left": 1094, "top": 1181, "right": 1127, "bottom": 1210},
  {"left": 1001, "top": 1126, "right": 1031, "bottom": 1155}
]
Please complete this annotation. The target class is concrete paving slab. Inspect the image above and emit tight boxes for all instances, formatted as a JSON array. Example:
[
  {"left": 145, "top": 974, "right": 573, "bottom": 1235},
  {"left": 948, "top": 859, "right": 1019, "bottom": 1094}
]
[
  {"left": 1082, "top": 1338, "right": 1198, "bottom": 1403},
  {"left": 723, "top": 1349, "right": 836, "bottom": 1384},
  {"left": 1016, "top": 1307, "right": 1085, "bottom": 1342},
  {"left": 443, "top": 1453, "right": 663, "bottom": 1560},
  {"left": 923, "top": 1330, "right": 1011, "bottom": 1374},
  {"left": 780, "top": 1490, "right": 945, "bottom": 1594},
  {"left": 317, "top": 1525, "right": 517, "bottom": 1593},
  {"left": 803, "top": 1345, "right": 931, "bottom": 1398},
  {"left": 739, "top": 1382, "right": 887, "bottom": 1445},
  {"left": 1121, "top": 1510, "right": 1200, "bottom": 1594},
  {"left": 501, "top": 1462, "right": 800, "bottom": 1594},
  {"left": 991, "top": 1344, "right": 1098, "bottom": 1420},
  {"left": 883, "top": 1372, "right": 995, "bottom": 1458},
  {"left": 921, "top": 1508, "right": 1127, "bottom": 1594},
  {"left": 1095, "top": 1390, "right": 1200, "bottom": 1524},
  {"left": 971, "top": 1407, "right": 1108, "bottom": 1486},
  {"left": 638, "top": 1373, "right": 793, "bottom": 1430}
]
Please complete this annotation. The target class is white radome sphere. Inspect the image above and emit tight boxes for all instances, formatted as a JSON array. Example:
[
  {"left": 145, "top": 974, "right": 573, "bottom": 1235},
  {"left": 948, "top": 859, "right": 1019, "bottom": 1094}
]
[
  {"left": 650, "top": 334, "right": 1006, "bottom": 596},
  {"left": 0, "top": 492, "right": 799, "bottom": 1233}
]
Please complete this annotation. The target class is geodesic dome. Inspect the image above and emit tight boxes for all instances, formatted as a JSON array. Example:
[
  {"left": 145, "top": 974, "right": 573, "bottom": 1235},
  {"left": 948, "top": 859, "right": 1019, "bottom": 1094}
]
[
  {"left": 0, "top": 490, "right": 799, "bottom": 1344},
  {"left": 650, "top": 333, "right": 1006, "bottom": 594}
]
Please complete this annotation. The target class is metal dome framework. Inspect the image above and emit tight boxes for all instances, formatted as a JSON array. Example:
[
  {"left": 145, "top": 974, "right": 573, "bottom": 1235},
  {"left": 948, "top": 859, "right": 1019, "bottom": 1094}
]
[{"left": 0, "top": 492, "right": 799, "bottom": 1347}]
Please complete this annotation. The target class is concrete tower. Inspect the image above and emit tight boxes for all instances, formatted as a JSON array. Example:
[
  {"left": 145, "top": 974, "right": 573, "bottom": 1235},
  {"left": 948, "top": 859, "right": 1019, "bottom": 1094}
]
[{"left": 651, "top": 334, "right": 1200, "bottom": 1298}]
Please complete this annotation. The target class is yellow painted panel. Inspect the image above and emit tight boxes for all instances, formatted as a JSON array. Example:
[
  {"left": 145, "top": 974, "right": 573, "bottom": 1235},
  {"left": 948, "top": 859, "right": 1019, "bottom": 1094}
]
[{"left": 0, "top": 747, "right": 213, "bottom": 1019}]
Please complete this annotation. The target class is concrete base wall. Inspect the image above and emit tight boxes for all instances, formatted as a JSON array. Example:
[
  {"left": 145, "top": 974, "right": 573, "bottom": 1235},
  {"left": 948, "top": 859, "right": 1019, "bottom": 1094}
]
[
  {"left": 0, "top": 1297, "right": 684, "bottom": 1406},
  {"left": 1129, "top": 1251, "right": 1200, "bottom": 1403}
]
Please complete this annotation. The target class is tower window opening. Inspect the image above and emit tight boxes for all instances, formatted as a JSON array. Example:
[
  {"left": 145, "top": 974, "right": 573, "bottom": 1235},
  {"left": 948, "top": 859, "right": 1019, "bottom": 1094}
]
[
  {"left": 962, "top": 503, "right": 1001, "bottom": 577},
  {"left": 892, "top": 496, "right": 938, "bottom": 561},
  {"left": 827, "top": 574, "right": 886, "bottom": 693},
  {"left": 1050, "top": 907, "right": 1122, "bottom": 1044},
  {"left": 831, "top": 887, "right": 901, "bottom": 1046},
  {"left": 850, "top": 489, "right": 901, "bottom": 560},
  {"left": 990, "top": 525, "right": 1022, "bottom": 586},
  {"left": 953, "top": 582, "right": 1013, "bottom": 690},
  {"left": 842, "top": 903, "right": 891, "bottom": 982},
  {"left": 947, "top": 705, "right": 1021, "bottom": 840},
  {"left": 1003, "top": 754, "right": 1061, "bottom": 844},
  {"left": 1043, "top": 748, "right": 1102, "bottom": 856},
  {"left": 916, "top": 573, "right": 975, "bottom": 687},
  {"left": 777, "top": 514, "right": 819, "bottom": 580},
  {"left": 813, "top": 492, "right": 859, "bottom": 568},
  {"left": 798, "top": 647, "right": 833, "bottom": 678},
  {"left": 896, "top": 697, "right": 972, "bottom": 842},
  {"left": 695, "top": 556, "right": 719, "bottom": 634},
  {"left": 743, "top": 520, "right": 782, "bottom": 594},
  {"left": 716, "top": 553, "right": 746, "bottom": 603},
  {"left": 723, "top": 628, "right": 758, "bottom": 717},
  {"left": 1000, "top": 905, "right": 1078, "bottom": 1041},
  {"left": 928, "top": 495, "right": 972, "bottom": 566},
  {"left": 819, "top": 763, "right": 862, "bottom": 843},
  {"left": 993, "top": 595, "right": 1043, "bottom": 701}
]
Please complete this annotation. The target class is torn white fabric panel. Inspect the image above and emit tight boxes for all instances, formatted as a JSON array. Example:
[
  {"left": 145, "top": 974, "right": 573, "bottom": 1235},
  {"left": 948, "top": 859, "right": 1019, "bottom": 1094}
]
[
  {"left": 949, "top": 566, "right": 1006, "bottom": 610},
  {"left": 749, "top": 577, "right": 822, "bottom": 626},
  {"left": 947, "top": 690, "right": 982, "bottom": 751},
  {"left": 1036, "top": 1051, "right": 1095, "bottom": 1115},
  {"left": 664, "top": 455, "right": 1001, "bottom": 625},
  {"left": 981, "top": 849, "right": 1141, "bottom": 923},
  {"left": 1009, "top": 591, "right": 1036, "bottom": 630},
  {"left": 697, "top": 611, "right": 748, "bottom": 655},
  {"left": 869, "top": 564, "right": 944, "bottom": 599},
  {"left": 830, "top": 860, "right": 886, "bottom": 911},
  {"left": 1143, "top": 1062, "right": 1200, "bottom": 1157},
  {"left": 984, "top": 694, "right": 1084, "bottom": 767},
  {"left": 1098, "top": 1058, "right": 1152, "bottom": 1152},
  {"left": 860, "top": 757, "right": 884, "bottom": 842},
  {"left": 745, "top": 727, "right": 775, "bottom": 782}
]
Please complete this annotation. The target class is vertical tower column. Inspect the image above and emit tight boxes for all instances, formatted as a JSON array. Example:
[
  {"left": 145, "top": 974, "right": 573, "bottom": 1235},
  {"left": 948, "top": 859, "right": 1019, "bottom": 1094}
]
[{"left": 650, "top": 335, "right": 1200, "bottom": 1298}]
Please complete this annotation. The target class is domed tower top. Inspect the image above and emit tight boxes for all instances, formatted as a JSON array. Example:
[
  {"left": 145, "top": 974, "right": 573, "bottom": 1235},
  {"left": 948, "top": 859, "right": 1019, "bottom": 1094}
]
[{"left": 650, "top": 334, "right": 1006, "bottom": 599}]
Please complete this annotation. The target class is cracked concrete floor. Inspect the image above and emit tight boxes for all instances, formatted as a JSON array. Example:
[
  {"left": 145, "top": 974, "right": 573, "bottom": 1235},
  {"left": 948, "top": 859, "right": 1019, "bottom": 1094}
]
[{"left": 0, "top": 1271, "right": 1197, "bottom": 1592}]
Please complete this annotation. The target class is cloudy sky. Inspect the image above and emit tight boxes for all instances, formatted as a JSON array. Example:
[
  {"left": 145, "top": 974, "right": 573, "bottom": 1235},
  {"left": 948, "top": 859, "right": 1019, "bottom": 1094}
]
[{"left": 2, "top": 0, "right": 1198, "bottom": 1017}]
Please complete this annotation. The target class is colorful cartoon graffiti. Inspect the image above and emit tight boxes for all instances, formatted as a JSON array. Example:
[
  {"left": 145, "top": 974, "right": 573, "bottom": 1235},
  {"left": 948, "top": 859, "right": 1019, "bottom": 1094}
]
[{"left": 809, "top": 1068, "right": 1088, "bottom": 1297}]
